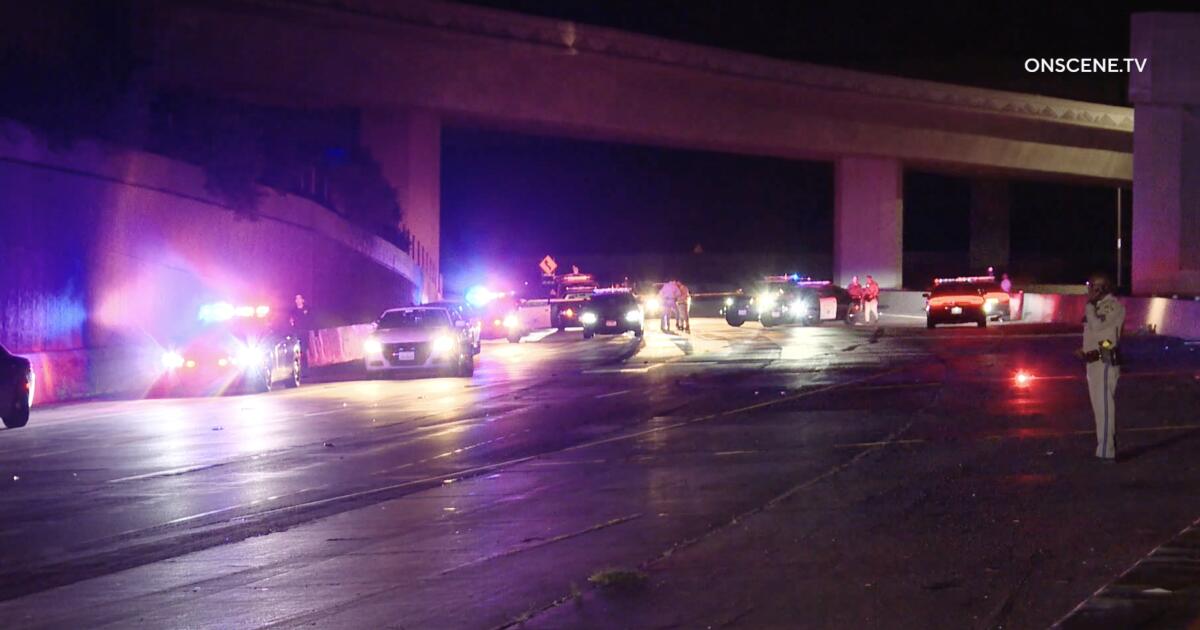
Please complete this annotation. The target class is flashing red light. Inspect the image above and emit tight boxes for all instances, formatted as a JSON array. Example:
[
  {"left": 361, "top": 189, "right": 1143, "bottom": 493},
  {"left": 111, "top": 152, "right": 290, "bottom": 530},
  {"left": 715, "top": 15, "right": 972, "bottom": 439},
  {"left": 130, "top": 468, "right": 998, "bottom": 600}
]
[{"left": 1014, "top": 371, "right": 1034, "bottom": 387}]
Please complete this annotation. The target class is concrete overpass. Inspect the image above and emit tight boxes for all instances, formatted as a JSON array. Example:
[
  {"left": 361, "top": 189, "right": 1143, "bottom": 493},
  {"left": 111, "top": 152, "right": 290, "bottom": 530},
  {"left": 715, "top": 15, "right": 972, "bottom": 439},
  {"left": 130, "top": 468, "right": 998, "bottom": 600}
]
[{"left": 148, "top": 0, "right": 1168, "bottom": 295}]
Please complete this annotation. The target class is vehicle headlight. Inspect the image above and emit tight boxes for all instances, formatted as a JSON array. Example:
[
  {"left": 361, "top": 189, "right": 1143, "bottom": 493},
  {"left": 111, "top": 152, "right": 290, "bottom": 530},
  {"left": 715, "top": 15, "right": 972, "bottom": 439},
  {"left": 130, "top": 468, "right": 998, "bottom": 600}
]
[
  {"left": 580, "top": 312, "right": 598, "bottom": 325},
  {"left": 431, "top": 334, "right": 456, "bottom": 355},
  {"left": 984, "top": 298, "right": 998, "bottom": 312},
  {"left": 724, "top": 297, "right": 734, "bottom": 306},
  {"left": 625, "top": 310, "right": 642, "bottom": 323},
  {"left": 503, "top": 314, "right": 520, "bottom": 329},
  {"left": 791, "top": 299, "right": 807, "bottom": 313},
  {"left": 161, "top": 351, "right": 185, "bottom": 370},
  {"left": 363, "top": 338, "right": 383, "bottom": 355},
  {"left": 235, "top": 345, "right": 265, "bottom": 367},
  {"left": 758, "top": 292, "right": 777, "bottom": 309},
  {"left": 644, "top": 297, "right": 660, "bottom": 313}
]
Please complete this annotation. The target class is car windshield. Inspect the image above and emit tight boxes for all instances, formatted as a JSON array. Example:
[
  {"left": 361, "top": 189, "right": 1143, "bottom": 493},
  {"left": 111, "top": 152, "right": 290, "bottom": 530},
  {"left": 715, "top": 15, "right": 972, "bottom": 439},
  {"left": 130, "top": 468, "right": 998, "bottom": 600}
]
[
  {"left": 378, "top": 309, "right": 450, "bottom": 329},
  {"left": 931, "top": 283, "right": 980, "bottom": 297}
]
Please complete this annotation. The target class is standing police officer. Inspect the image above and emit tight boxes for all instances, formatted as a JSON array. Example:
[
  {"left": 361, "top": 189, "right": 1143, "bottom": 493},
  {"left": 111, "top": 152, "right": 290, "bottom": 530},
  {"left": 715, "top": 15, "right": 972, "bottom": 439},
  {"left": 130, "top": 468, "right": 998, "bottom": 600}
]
[
  {"left": 1075, "top": 273, "right": 1124, "bottom": 462},
  {"left": 863, "top": 275, "right": 880, "bottom": 324}
]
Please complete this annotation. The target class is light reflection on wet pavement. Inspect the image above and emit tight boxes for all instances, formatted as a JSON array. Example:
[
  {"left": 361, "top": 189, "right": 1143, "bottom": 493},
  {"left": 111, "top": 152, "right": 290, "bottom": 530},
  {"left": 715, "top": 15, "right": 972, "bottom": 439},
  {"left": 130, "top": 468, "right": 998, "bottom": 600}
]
[{"left": 1, "top": 319, "right": 1198, "bottom": 629}]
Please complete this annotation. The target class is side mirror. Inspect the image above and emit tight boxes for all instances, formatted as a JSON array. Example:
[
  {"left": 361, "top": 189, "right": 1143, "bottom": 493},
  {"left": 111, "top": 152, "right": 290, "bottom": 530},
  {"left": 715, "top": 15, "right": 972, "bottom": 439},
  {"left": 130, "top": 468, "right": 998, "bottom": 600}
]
[{"left": 921, "top": 293, "right": 930, "bottom": 298}]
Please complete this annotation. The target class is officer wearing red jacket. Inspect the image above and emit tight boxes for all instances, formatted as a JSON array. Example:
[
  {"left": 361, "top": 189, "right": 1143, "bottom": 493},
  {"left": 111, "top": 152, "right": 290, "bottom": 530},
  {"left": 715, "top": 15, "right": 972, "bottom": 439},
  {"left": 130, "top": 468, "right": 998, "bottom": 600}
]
[{"left": 863, "top": 275, "right": 880, "bottom": 323}]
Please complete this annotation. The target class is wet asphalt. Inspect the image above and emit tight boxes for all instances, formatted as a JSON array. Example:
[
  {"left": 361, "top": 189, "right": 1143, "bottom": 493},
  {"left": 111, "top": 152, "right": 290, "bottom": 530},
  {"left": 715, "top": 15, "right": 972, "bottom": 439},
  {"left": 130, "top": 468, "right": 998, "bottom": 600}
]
[{"left": 1, "top": 317, "right": 1198, "bottom": 629}]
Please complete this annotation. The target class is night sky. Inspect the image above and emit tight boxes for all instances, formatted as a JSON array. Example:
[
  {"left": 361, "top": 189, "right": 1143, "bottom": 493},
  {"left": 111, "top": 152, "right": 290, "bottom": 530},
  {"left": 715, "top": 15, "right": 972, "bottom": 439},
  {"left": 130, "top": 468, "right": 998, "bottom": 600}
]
[{"left": 439, "top": 1, "right": 1166, "bottom": 290}]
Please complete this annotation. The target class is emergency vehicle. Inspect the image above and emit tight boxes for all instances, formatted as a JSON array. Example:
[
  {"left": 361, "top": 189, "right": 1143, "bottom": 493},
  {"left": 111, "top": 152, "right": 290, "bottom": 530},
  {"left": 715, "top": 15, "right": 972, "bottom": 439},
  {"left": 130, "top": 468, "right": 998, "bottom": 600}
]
[
  {"left": 923, "top": 274, "right": 1012, "bottom": 328},
  {"left": 152, "top": 302, "right": 303, "bottom": 396},
  {"left": 724, "top": 275, "right": 853, "bottom": 327},
  {"left": 580, "top": 287, "right": 645, "bottom": 339},
  {"left": 503, "top": 270, "right": 598, "bottom": 342}
]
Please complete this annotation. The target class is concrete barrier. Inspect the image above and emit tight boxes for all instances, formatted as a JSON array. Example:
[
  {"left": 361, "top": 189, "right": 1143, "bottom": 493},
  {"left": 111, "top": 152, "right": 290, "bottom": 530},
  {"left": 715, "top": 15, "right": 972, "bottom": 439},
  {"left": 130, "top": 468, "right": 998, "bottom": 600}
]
[
  {"left": 306, "top": 324, "right": 374, "bottom": 367},
  {"left": 879, "top": 289, "right": 1199, "bottom": 340}
]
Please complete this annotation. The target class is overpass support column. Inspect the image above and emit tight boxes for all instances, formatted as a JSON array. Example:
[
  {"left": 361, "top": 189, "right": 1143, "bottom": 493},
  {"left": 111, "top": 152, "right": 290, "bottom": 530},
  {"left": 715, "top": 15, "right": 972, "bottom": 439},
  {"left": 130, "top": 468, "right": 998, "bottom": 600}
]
[
  {"left": 969, "top": 179, "right": 1010, "bottom": 273},
  {"left": 361, "top": 108, "right": 442, "bottom": 301},
  {"left": 834, "top": 157, "right": 903, "bottom": 288},
  {"left": 1130, "top": 13, "right": 1200, "bottom": 295}
]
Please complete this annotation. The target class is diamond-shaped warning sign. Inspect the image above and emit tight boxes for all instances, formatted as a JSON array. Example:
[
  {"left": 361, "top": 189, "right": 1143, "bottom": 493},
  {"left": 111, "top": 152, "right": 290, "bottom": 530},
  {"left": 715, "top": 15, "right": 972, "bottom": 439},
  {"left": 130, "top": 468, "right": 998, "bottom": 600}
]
[{"left": 539, "top": 255, "right": 558, "bottom": 276}]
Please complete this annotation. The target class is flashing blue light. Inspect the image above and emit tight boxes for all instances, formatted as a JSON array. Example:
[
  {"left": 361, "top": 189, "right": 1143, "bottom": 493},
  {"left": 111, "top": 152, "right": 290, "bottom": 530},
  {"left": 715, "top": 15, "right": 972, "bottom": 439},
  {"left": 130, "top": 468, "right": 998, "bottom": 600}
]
[{"left": 464, "top": 285, "right": 495, "bottom": 307}]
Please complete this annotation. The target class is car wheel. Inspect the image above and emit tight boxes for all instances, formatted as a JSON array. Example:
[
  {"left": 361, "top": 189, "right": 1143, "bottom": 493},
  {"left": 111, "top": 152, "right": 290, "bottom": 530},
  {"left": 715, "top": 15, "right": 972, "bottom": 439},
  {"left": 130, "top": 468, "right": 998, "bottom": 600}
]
[
  {"left": 634, "top": 328, "right": 644, "bottom": 338},
  {"left": 977, "top": 317, "right": 987, "bottom": 328},
  {"left": 260, "top": 366, "right": 273, "bottom": 393},
  {"left": 506, "top": 334, "right": 521, "bottom": 343},
  {"left": 582, "top": 329, "right": 594, "bottom": 339},
  {"left": 726, "top": 317, "right": 744, "bottom": 327},
  {"left": 459, "top": 354, "right": 475, "bottom": 377},
  {"left": 2, "top": 392, "right": 29, "bottom": 429},
  {"left": 927, "top": 319, "right": 936, "bottom": 329},
  {"left": 285, "top": 357, "right": 301, "bottom": 388}
]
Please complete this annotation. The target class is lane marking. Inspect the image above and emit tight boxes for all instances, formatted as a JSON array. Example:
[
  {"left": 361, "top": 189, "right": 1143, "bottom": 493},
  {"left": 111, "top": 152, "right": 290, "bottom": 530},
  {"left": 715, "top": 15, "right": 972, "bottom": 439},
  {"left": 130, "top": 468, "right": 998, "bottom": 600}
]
[
  {"left": 439, "top": 513, "right": 642, "bottom": 576},
  {"left": 832, "top": 424, "right": 1200, "bottom": 449},
  {"left": 108, "top": 462, "right": 226, "bottom": 484},
  {"left": 1052, "top": 513, "right": 1200, "bottom": 628},
  {"left": 523, "top": 330, "right": 557, "bottom": 343},
  {"left": 594, "top": 389, "right": 632, "bottom": 399},
  {"left": 834, "top": 439, "right": 926, "bottom": 449}
]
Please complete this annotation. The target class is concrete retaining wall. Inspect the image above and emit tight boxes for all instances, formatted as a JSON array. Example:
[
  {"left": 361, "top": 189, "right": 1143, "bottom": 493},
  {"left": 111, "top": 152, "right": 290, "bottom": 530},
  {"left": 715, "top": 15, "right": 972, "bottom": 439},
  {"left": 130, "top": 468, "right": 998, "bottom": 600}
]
[
  {"left": 1, "top": 119, "right": 420, "bottom": 403},
  {"left": 880, "top": 289, "right": 1200, "bottom": 339}
]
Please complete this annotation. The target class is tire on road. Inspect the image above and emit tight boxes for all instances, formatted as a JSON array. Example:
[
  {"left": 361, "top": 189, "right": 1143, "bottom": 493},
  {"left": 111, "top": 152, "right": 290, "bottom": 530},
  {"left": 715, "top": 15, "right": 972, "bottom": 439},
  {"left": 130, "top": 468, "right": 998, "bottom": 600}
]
[
  {"left": 2, "top": 391, "right": 29, "bottom": 428},
  {"left": 459, "top": 354, "right": 475, "bottom": 377}
]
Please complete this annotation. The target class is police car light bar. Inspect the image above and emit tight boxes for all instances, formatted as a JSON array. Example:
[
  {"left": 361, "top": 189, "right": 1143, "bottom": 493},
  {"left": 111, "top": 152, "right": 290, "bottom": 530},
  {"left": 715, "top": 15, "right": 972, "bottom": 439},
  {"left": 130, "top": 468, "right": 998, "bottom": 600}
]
[
  {"left": 763, "top": 275, "right": 829, "bottom": 286},
  {"left": 560, "top": 273, "right": 593, "bottom": 282},
  {"left": 198, "top": 302, "right": 271, "bottom": 322},
  {"left": 933, "top": 275, "right": 995, "bottom": 285},
  {"left": 593, "top": 287, "right": 632, "bottom": 294}
]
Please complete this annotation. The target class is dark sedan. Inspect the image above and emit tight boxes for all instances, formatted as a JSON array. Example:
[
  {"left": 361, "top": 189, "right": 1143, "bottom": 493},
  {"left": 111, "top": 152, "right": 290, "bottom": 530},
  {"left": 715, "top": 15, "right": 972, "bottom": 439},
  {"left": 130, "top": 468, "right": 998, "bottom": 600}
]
[
  {"left": 0, "top": 344, "right": 33, "bottom": 428},
  {"left": 580, "top": 290, "right": 645, "bottom": 339}
]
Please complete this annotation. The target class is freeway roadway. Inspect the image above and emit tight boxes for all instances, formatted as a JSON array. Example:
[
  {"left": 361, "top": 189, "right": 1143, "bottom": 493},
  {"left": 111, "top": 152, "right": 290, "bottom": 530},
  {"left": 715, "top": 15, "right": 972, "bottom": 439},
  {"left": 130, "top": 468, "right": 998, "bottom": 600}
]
[{"left": 1, "top": 317, "right": 1198, "bottom": 629}]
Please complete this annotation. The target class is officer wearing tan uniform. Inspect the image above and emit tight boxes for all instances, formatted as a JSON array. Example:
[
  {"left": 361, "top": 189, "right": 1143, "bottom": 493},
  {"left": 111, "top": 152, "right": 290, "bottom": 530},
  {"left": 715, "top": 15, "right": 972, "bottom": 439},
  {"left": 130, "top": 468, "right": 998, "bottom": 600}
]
[{"left": 1075, "top": 273, "right": 1124, "bottom": 462}]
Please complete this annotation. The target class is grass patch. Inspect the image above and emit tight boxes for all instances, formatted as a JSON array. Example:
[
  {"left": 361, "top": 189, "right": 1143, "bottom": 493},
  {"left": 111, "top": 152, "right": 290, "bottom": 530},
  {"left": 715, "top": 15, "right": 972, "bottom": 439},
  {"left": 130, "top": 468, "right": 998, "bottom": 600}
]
[{"left": 587, "top": 567, "right": 648, "bottom": 592}]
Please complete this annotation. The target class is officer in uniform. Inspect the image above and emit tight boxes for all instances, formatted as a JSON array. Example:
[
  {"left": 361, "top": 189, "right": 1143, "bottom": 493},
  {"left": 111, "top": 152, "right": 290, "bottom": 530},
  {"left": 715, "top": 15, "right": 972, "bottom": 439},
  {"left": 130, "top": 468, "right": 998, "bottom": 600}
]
[
  {"left": 863, "top": 275, "right": 880, "bottom": 324},
  {"left": 1075, "top": 273, "right": 1124, "bottom": 462}
]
